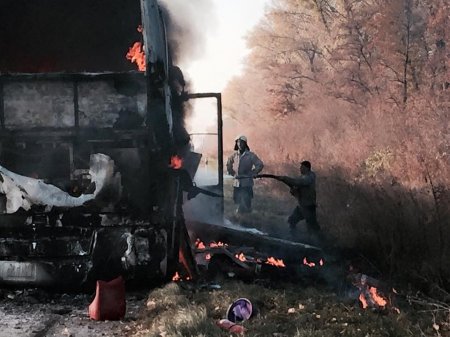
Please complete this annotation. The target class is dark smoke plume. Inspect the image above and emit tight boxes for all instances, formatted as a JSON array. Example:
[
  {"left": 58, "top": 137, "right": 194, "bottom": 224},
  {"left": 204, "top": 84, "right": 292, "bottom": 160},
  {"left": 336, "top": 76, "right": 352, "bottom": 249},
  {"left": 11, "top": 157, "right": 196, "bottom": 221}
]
[
  {"left": 159, "top": 0, "right": 217, "bottom": 65},
  {"left": 159, "top": 0, "right": 217, "bottom": 156}
]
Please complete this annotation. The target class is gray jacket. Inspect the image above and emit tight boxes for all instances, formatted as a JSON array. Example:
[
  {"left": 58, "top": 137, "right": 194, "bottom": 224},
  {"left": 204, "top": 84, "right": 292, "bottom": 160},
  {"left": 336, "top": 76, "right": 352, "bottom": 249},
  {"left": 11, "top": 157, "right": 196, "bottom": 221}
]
[
  {"left": 226, "top": 151, "right": 264, "bottom": 187},
  {"left": 281, "top": 171, "right": 316, "bottom": 206}
]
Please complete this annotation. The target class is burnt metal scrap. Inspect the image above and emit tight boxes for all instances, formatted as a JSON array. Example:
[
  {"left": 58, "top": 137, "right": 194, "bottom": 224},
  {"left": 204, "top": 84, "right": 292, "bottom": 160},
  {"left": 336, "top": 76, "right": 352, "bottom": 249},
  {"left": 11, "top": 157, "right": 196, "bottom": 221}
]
[{"left": 188, "top": 220, "right": 322, "bottom": 261}]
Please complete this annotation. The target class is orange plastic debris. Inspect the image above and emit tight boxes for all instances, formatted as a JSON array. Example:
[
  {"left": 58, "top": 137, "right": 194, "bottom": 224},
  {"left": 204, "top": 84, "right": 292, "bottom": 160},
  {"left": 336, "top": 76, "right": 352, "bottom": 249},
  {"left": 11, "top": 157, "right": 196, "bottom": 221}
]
[
  {"left": 88, "top": 276, "right": 126, "bottom": 321},
  {"left": 216, "top": 319, "right": 246, "bottom": 334}
]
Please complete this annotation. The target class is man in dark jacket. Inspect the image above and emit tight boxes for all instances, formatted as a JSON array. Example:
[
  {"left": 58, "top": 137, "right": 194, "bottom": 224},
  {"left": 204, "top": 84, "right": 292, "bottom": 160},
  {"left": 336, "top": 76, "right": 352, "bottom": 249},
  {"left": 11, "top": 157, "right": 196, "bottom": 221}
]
[
  {"left": 279, "top": 161, "right": 320, "bottom": 234},
  {"left": 226, "top": 135, "right": 264, "bottom": 214}
]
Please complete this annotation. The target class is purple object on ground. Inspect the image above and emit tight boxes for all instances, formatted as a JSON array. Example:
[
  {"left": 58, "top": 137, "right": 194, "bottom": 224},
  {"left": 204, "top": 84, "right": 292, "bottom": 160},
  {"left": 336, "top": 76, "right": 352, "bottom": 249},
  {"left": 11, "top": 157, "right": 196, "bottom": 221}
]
[{"left": 226, "top": 298, "right": 253, "bottom": 323}]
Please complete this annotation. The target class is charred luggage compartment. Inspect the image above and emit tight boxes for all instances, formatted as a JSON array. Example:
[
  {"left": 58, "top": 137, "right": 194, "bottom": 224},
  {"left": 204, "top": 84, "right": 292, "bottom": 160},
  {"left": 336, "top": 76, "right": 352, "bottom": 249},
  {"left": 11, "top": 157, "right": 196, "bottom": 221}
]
[{"left": 0, "top": 0, "right": 188, "bottom": 289}]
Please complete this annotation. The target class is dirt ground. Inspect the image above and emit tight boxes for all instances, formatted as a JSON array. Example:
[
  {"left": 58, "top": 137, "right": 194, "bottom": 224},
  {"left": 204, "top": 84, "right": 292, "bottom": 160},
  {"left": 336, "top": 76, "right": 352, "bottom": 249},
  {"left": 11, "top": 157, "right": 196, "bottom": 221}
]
[
  {"left": 0, "top": 288, "right": 146, "bottom": 337},
  {"left": 2, "top": 275, "right": 447, "bottom": 337}
]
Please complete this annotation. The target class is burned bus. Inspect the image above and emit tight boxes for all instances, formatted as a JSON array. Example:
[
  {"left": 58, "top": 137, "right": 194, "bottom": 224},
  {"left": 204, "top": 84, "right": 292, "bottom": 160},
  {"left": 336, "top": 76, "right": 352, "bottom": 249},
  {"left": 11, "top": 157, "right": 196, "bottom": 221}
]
[{"left": 0, "top": 0, "right": 223, "bottom": 289}]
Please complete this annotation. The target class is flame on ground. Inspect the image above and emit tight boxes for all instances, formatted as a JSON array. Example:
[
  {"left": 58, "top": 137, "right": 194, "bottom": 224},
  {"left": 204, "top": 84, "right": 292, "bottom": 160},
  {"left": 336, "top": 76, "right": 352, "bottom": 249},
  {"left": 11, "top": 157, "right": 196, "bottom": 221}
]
[
  {"left": 170, "top": 155, "right": 183, "bottom": 169},
  {"left": 303, "top": 257, "right": 324, "bottom": 267},
  {"left": 266, "top": 257, "right": 285, "bottom": 268},
  {"left": 195, "top": 239, "right": 206, "bottom": 249},
  {"left": 172, "top": 272, "right": 180, "bottom": 281},
  {"left": 209, "top": 241, "right": 226, "bottom": 247},
  {"left": 235, "top": 253, "right": 246, "bottom": 262},
  {"left": 369, "top": 287, "right": 387, "bottom": 306},
  {"left": 195, "top": 239, "right": 227, "bottom": 249},
  {"left": 359, "top": 286, "right": 388, "bottom": 309},
  {"left": 359, "top": 293, "right": 368, "bottom": 308},
  {"left": 171, "top": 272, "right": 191, "bottom": 282}
]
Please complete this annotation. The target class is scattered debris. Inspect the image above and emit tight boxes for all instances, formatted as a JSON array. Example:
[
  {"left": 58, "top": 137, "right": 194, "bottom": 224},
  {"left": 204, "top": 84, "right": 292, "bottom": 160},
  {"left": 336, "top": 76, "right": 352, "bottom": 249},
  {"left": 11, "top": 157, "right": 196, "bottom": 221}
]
[{"left": 216, "top": 318, "right": 246, "bottom": 334}]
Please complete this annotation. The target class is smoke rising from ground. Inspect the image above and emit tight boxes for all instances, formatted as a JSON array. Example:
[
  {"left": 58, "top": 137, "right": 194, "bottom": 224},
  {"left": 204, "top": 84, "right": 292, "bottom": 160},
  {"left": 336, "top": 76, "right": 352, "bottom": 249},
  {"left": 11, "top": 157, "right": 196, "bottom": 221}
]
[{"left": 159, "top": 0, "right": 217, "bottom": 65}]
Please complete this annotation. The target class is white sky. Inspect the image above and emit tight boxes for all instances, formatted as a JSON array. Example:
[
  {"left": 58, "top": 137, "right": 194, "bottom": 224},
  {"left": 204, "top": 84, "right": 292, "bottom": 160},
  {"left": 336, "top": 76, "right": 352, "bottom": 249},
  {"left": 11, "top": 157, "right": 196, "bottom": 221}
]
[{"left": 179, "top": 0, "right": 269, "bottom": 133}]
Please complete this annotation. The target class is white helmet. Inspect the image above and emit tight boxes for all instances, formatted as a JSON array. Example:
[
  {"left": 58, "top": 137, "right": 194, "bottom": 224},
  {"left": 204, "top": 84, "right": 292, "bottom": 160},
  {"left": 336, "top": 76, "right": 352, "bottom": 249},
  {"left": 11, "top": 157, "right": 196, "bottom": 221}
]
[{"left": 235, "top": 135, "right": 248, "bottom": 143}]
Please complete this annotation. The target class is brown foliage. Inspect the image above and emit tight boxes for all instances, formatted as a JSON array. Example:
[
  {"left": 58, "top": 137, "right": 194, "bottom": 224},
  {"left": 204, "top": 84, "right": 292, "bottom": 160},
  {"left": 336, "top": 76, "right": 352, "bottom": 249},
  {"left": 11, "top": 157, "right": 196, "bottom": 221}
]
[{"left": 222, "top": 0, "right": 450, "bottom": 288}]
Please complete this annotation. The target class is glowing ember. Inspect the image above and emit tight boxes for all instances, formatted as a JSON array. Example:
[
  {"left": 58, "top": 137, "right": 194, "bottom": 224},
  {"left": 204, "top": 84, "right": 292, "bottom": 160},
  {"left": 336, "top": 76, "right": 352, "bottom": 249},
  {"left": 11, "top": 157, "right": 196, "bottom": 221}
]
[
  {"left": 303, "top": 257, "right": 324, "bottom": 267},
  {"left": 195, "top": 239, "right": 206, "bottom": 249},
  {"left": 195, "top": 239, "right": 227, "bottom": 249},
  {"left": 235, "top": 253, "right": 246, "bottom": 262},
  {"left": 303, "top": 257, "right": 316, "bottom": 267},
  {"left": 209, "top": 241, "right": 226, "bottom": 247},
  {"left": 172, "top": 272, "right": 180, "bottom": 281},
  {"left": 170, "top": 155, "right": 183, "bottom": 169},
  {"left": 266, "top": 257, "right": 285, "bottom": 268}
]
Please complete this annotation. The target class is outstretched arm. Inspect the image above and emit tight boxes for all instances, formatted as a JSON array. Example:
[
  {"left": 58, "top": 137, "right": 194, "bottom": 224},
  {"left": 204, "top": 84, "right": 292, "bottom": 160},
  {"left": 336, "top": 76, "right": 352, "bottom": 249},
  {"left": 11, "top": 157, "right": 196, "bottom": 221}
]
[
  {"left": 255, "top": 174, "right": 313, "bottom": 188},
  {"left": 280, "top": 174, "right": 314, "bottom": 187}
]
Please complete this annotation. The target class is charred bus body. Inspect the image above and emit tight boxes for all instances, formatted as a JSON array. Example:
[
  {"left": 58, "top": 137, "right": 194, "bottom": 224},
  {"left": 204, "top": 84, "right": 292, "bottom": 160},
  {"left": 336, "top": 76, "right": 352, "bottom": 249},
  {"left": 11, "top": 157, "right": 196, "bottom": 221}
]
[{"left": 0, "top": 0, "right": 215, "bottom": 289}]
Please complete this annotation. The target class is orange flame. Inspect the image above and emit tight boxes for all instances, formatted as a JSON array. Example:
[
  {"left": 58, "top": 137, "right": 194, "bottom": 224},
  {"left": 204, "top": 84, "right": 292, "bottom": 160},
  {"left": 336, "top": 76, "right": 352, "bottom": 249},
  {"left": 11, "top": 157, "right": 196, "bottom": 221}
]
[
  {"left": 369, "top": 287, "right": 387, "bottom": 307},
  {"left": 303, "top": 257, "right": 324, "bottom": 267},
  {"left": 359, "top": 286, "right": 388, "bottom": 309},
  {"left": 170, "top": 155, "right": 183, "bottom": 169},
  {"left": 266, "top": 257, "right": 286, "bottom": 268},
  {"left": 235, "top": 253, "right": 246, "bottom": 262},
  {"left": 171, "top": 271, "right": 191, "bottom": 282},
  {"left": 195, "top": 239, "right": 227, "bottom": 249},
  {"left": 303, "top": 257, "right": 316, "bottom": 267},
  {"left": 172, "top": 272, "right": 180, "bottom": 281},
  {"left": 195, "top": 239, "right": 206, "bottom": 249},
  {"left": 126, "top": 42, "right": 146, "bottom": 71},
  {"left": 359, "top": 293, "right": 368, "bottom": 308},
  {"left": 126, "top": 25, "right": 146, "bottom": 71},
  {"left": 209, "top": 241, "right": 226, "bottom": 247}
]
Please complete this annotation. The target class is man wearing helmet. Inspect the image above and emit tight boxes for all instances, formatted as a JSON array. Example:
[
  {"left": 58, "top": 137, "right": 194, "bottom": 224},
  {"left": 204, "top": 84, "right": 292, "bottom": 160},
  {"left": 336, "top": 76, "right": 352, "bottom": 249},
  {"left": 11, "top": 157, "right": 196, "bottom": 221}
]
[{"left": 226, "top": 135, "right": 264, "bottom": 214}]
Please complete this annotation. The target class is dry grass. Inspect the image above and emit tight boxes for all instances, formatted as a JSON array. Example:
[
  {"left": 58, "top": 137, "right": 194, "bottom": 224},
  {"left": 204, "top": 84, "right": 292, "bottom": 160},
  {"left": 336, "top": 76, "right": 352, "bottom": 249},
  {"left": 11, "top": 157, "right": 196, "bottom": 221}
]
[{"left": 129, "top": 280, "right": 444, "bottom": 337}]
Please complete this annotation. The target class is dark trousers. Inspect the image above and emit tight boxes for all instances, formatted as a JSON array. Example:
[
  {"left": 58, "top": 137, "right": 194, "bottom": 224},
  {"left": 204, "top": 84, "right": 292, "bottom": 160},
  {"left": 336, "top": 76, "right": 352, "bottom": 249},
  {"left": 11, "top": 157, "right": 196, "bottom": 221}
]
[
  {"left": 233, "top": 186, "right": 253, "bottom": 213},
  {"left": 288, "top": 204, "right": 320, "bottom": 233}
]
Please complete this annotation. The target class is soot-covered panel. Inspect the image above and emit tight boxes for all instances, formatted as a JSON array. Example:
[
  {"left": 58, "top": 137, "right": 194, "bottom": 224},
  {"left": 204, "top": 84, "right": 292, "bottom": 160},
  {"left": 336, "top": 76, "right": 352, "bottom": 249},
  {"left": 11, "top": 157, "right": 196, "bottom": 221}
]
[
  {"left": 4, "top": 81, "right": 75, "bottom": 128},
  {"left": 0, "top": 0, "right": 143, "bottom": 73}
]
